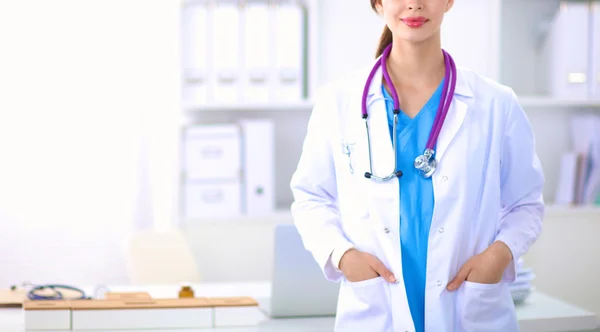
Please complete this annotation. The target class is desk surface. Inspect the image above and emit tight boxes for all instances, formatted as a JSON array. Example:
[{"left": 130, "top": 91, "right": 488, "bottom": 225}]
[{"left": 0, "top": 282, "right": 597, "bottom": 332}]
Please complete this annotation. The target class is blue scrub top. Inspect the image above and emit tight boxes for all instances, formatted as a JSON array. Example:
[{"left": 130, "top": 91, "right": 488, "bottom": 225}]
[{"left": 382, "top": 80, "right": 443, "bottom": 332}]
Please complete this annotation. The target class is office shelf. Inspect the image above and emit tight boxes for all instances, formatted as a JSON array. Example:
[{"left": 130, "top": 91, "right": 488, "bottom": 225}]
[
  {"left": 518, "top": 96, "right": 600, "bottom": 109},
  {"left": 183, "top": 209, "right": 294, "bottom": 225},
  {"left": 183, "top": 101, "right": 314, "bottom": 113},
  {"left": 544, "top": 204, "right": 600, "bottom": 218},
  {"left": 183, "top": 205, "right": 600, "bottom": 225}
]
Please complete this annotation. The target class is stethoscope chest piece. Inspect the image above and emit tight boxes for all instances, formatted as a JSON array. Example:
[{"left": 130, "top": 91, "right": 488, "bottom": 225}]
[{"left": 414, "top": 148, "right": 437, "bottom": 178}]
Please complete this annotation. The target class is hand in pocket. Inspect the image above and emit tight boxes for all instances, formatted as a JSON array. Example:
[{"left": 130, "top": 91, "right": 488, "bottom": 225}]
[
  {"left": 447, "top": 241, "right": 513, "bottom": 290},
  {"left": 339, "top": 249, "right": 396, "bottom": 283}
]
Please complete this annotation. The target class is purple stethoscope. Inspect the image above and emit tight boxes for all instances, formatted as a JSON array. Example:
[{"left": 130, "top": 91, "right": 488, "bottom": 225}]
[{"left": 361, "top": 43, "right": 457, "bottom": 180}]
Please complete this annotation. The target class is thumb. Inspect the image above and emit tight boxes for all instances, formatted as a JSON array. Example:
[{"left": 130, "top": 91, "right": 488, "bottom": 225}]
[
  {"left": 447, "top": 262, "right": 471, "bottom": 291},
  {"left": 368, "top": 256, "right": 397, "bottom": 283}
]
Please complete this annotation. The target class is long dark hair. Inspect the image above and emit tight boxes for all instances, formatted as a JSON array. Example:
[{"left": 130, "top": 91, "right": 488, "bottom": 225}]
[{"left": 370, "top": 0, "right": 392, "bottom": 58}]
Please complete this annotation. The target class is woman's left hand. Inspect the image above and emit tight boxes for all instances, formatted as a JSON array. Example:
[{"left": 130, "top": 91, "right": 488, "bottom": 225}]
[{"left": 446, "top": 241, "right": 513, "bottom": 291}]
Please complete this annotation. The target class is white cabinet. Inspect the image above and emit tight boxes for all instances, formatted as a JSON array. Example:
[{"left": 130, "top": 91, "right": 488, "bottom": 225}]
[{"left": 178, "top": 0, "right": 318, "bottom": 223}]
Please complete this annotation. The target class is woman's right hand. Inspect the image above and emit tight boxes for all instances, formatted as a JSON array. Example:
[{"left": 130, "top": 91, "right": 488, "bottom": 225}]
[{"left": 339, "top": 249, "right": 397, "bottom": 283}]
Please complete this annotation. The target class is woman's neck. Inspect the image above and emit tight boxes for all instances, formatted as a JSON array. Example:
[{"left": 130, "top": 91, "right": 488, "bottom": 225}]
[{"left": 385, "top": 34, "right": 446, "bottom": 89}]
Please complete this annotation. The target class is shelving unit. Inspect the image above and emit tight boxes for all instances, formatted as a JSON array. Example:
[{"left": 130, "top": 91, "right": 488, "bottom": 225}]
[
  {"left": 493, "top": 0, "right": 600, "bottom": 211},
  {"left": 544, "top": 204, "right": 600, "bottom": 218},
  {"left": 178, "top": 0, "right": 318, "bottom": 223},
  {"left": 178, "top": 0, "right": 600, "bottom": 224},
  {"left": 183, "top": 100, "right": 314, "bottom": 113},
  {"left": 518, "top": 96, "right": 600, "bottom": 108},
  {"left": 182, "top": 204, "right": 599, "bottom": 224}
]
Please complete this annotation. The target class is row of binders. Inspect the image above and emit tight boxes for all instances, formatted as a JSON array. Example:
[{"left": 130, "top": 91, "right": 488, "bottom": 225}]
[
  {"left": 182, "top": 0, "right": 308, "bottom": 106},
  {"left": 182, "top": 119, "right": 275, "bottom": 220},
  {"left": 542, "top": 1, "right": 600, "bottom": 100},
  {"left": 555, "top": 114, "right": 600, "bottom": 206}
]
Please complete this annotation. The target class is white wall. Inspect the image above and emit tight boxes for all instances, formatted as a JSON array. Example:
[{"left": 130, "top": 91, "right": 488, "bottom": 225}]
[
  {"left": 0, "top": 0, "right": 181, "bottom": 287},
  {"left": 524, "top": 208, "right": 600, "bottom": 318},
  {"left": 316, "top": 0, "right": 382, "bottom": 84}
]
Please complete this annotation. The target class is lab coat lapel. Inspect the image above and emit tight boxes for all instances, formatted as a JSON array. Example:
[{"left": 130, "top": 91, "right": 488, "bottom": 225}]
[{"left": 435, "top": 68, "right": 473, "bottom": 163}]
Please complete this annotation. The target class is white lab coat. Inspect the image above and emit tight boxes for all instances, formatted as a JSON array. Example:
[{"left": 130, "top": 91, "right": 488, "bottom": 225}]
[{"left": 289, "top": 59, "right": 545, "bottom": 332}]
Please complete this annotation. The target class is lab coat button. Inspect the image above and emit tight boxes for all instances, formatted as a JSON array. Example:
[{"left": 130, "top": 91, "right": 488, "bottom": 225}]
[
  {"left": 442, "top": 176, "right": 448, "bottom": 182},
  {"left": 438, "top": 227, "right": 444, "bottom": 233},
  {"left": 384, "top": 228, "right": 390, "bottom": 233},
  {"left": 436, "top": 280, "right": 442, "bottom": 286}
]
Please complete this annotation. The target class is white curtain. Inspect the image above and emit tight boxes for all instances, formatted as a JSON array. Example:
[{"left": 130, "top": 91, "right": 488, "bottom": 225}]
[{"left": 0, "top": 0, "right": 180, "bottom": 287}]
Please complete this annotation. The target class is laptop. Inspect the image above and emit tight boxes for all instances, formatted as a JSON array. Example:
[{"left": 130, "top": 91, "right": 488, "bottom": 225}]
[{"left": 259, "top": 224, "right": 340, "bottom": 318}]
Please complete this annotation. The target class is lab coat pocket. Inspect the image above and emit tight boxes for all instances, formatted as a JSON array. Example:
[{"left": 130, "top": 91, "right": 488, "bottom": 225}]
[
  {"left": 457, "top": 281, "right": 519, "bottom": 332},
  {"left": 335, "top": 277, "right": 392, "bottom": 332}
]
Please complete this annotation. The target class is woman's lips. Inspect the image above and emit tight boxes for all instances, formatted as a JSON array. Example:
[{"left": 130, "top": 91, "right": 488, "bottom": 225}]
[{"left": 401, "top": 16, "right": 428, "bottom": 28}]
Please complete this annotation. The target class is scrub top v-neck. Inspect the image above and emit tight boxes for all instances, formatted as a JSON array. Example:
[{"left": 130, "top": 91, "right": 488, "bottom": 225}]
[{"left": 381, "top": 80, "right": 444, "bottom": 332}]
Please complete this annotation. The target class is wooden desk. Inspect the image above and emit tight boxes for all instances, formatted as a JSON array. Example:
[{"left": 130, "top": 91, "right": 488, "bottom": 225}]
[{"left": 0, "top": 282, "right": 597, "bottom": 332}]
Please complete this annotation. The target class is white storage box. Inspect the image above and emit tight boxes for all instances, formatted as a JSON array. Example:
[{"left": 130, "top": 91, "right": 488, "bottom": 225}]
[
  {"left": 184, "top": 124, "right": 241, "bottom": 181},
  {"left": 184, "top": 181, "right": 242, "bottom": 219}
]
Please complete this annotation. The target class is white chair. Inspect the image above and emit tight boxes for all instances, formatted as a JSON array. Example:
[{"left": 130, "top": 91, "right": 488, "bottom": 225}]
[{"left": 126, "top": 229, "right": 201, "bottom": 285}]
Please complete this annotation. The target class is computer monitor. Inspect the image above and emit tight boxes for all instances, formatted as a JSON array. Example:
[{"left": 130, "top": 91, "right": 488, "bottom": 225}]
[{"left": 261, "top": 223, "right": 340, "bottom": 318}]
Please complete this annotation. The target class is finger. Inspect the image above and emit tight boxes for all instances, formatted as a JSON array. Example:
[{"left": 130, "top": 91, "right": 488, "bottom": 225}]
[
  {"left": 367, "top": 256, "right": 397, "bottom": 283},
  {"left": 447, "top": 262, "right": 472, "bottom": 291}
]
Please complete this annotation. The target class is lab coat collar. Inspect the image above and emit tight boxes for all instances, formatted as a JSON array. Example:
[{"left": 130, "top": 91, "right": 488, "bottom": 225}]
[
  {"left": 360, "top": 56, "right": 472, "bottom": 165},
  {"left": 364, "top": 56, "right": 474, "bottom": 105}
]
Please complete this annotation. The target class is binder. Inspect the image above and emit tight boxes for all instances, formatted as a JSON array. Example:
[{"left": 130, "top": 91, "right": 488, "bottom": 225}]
[
  {"left": 183, "top": 3, "right": 209, "bottom": 106},
  {"left": 212, "top": 2, "right": 241, "bottom": 103},
  {"left": 555, "top": 153, "right": 578, "bottom": 205},
  {"left": 542, "top": 2, "right": 590, "bottom": 99},
  {"left": 592, "top": 1, "right": 600, "bottom": 99},
  {"left": 240, "top": 119, "right": 275, "bottom": 215},
  {"left": 273, "top": 3, "right": 305, "bottom": 102},
  {"left": 243, "top": 2, "right": 271, "bottom": 103}
]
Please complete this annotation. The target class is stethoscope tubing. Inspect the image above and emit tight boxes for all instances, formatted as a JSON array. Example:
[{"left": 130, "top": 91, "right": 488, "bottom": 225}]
[
  {"left": 361, "top": 43, "right": 457, "bottom": 180},
  {"left": 27, "top": 284, "right": 87, "bottom": 300}
]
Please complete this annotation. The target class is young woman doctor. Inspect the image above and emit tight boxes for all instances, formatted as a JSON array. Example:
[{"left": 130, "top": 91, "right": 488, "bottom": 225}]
[{"left": 290, "top": 0, "right": 545, "bottom": 331}]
